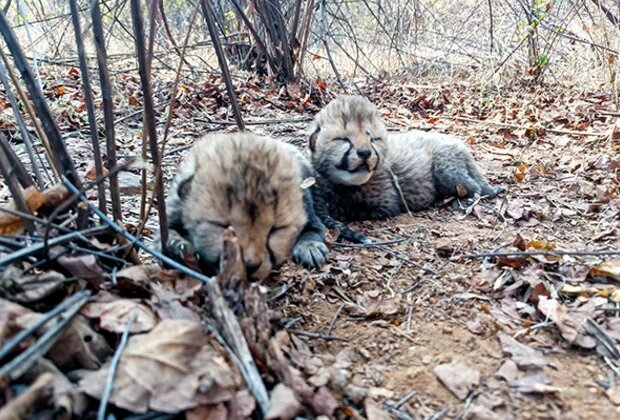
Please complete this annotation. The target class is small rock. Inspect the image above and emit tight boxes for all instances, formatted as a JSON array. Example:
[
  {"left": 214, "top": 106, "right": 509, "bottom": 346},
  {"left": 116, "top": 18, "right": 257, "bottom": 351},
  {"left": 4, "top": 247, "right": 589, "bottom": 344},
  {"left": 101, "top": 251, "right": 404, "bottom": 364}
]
[
  {"left": 116, "top": 171, "right": 152, "bottom": 195},
  {"left": 358, "top": 347, "right": 371, "bottom": 359},
  {"left": 422, "top": 355, "right": 433, "bottom": 365},
  {"left": 465, "top": 404, "right": 500, "bottom": 420},
  {"left": 607, "top": 386, "right": 620, "bottom": 405},
  {"left": 364, "top": 398, "right": 392, "bottom": 420},
  {"left": 344, "top": 384, "right": 368, "bottom": 404},
  {"left": 368, "top": 387, "right": 395, "bottom": 399},
  {"left": 466, "top": 319, "right": 484, "bottom": 335},
  {"left": 442, "top": 326, "right": 453, "bottom": 335}
]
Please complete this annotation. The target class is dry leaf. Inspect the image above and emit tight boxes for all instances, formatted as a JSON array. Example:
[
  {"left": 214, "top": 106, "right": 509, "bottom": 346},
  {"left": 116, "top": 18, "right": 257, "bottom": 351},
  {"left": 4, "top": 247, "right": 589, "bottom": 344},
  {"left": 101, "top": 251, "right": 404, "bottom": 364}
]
[
  {"left": 433, "top": 360, "right": 480, "bottom": 400},
  {"left": 80, "top": 320, "right": 240, "bottom": 413},
  {"left": 498, "top": 332, "right": 548, "bottom": 369},
  {"left": 538, "top": 296, "right": 596, "bottom": 349},
  {"left": 590, "top": 259, "right": 620, "bottom": 282},
  {"left": 81, "top": 292, "right": 157, "bottom": 333}
]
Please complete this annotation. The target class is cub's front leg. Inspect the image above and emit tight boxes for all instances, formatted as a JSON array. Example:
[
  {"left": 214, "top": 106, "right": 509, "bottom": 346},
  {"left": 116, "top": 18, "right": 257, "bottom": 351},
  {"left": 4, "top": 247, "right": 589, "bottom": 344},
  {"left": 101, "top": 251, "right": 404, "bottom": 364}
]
[{"left": 292, "top": 184, "right": 329, "bottom": 269}]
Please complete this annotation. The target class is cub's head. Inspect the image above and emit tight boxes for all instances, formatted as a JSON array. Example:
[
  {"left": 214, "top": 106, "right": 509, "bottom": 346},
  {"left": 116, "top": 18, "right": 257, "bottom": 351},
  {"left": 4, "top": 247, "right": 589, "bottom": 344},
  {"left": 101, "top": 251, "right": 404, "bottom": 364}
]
[
  {"left": 308, "top": 95, "right": 388, "bottom": 186},
  {"left": 176, "top": 133, "right": 307, "bottom": 281}
]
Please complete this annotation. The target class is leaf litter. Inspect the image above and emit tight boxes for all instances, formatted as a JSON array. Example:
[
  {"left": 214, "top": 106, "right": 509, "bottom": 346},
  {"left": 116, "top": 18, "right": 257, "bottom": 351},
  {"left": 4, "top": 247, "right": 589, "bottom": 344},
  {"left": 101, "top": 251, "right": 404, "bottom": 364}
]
[{"left": 0, "top": 71, "right": 619, "bottom": 418}]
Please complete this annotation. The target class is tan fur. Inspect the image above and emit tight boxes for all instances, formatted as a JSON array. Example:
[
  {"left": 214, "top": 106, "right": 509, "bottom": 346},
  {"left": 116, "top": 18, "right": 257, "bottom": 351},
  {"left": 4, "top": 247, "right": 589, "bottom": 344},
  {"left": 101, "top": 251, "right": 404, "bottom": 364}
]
[
  {"left": 308, "top": 95, "right": 502, "bottom": 226},
  {"left": 166, "top": 133, "right": 311, "bottom": 281}
]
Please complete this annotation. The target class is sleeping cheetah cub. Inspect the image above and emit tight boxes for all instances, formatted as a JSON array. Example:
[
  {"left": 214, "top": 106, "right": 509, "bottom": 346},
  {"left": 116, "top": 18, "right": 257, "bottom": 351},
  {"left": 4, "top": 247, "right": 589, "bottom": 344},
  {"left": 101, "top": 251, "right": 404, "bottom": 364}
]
[
  {"left": 308, "top": 95, "right": 502, "bottom": 241},
  {"left": 165, "top": 132, "right": 328, "bottom": 281}
]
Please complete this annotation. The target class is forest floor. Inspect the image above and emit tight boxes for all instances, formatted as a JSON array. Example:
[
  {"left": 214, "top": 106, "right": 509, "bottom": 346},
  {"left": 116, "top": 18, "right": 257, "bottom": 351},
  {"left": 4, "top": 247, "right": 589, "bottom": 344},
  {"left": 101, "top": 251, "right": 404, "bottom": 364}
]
[{"left": 2, "top": 70, "right": 620, "bottom": 419}]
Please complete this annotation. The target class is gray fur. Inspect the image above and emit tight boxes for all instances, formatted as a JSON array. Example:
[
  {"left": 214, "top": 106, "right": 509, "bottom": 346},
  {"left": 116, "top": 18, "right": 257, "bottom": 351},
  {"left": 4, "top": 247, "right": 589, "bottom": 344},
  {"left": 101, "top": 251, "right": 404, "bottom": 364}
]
[{"left": 309, "top": 96, "right": 503, "bottom": 231}]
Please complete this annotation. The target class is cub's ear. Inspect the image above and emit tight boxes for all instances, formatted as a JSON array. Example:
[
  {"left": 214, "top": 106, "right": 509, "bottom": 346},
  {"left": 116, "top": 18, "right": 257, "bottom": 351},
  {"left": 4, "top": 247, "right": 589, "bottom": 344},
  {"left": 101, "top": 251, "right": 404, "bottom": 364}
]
[
  {"left": 308, "top": 124, "right": 320, "bottom": 152},
  {"left": 177, "top": 175, "right": 194, "bottom": 200}
]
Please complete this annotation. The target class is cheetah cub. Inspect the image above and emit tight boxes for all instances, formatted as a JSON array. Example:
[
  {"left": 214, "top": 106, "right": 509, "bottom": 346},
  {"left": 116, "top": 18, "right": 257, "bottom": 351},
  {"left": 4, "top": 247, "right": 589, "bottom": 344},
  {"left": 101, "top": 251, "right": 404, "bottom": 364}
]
[
  {"left": 165, "top": 132, "right": 328, "bottom": 280},
  {"left": 308, "top": 95, "right": 502, "bottom": 241}
]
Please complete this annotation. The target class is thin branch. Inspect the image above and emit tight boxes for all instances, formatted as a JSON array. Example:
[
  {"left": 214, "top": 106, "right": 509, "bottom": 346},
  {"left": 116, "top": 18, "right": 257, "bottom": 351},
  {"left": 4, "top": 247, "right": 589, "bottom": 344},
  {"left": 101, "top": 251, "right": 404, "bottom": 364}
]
[
  {"left": 91, "top": 0, "right": 122, "bottom": 222},
  {"left": 459, "top": 249, "right": 620, "bottom": 259},
  {"left": 200, "top": 0, "right": 245, "bottom": 130},
  {"left": 0, "top": 59, "right": 43, "bottom": 186},
  {"left": 0, "top": 10, "right": 82, "bottom": 187},
  {"left": 97, "top": 314, "right": 135, "bottom": 420},
  {"left": 130, "top": 0, "right": 168, "bottom": 251},
  {"left": 0, "top": 133, "right": 34, "bottom": 233},
  {"left": 0, "top": 290, "right": 91, "bottom": 362},
  {"left": 69, "top": 0, "right": 106, "bottom": 214},
  {"left": 0, "top": 290, "right": 91, "bottom": 381}
]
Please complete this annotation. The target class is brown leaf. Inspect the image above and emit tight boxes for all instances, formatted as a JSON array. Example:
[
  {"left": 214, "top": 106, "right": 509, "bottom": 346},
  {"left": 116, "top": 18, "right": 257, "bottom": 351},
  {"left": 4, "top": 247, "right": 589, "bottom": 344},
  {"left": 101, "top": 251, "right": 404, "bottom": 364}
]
[
  {"left": 57, "top": 254, "right": 106, "bottom": 288},
  {"left": 265, "top": 384, "right": 301, "bottom": 420},
  {"left": 84, "top": 162, "right": 109, "bottom": 181},
  {"left": 81, "top": 292, "right": 158, "bottom": 333},
  {"left": 15, "top": 312, "right": 110, "bottom": 370},
  {"left": 537, "top": 296, "right": 596, "bottom": 349},
  {"left": 80, "top": 320, "right": 240, "bottom": 413},
  {"left": 0, "top": 267, "right": 66, "bottom": 303},
  {"left": 497, "top": 332, "right": 548, "bottom": 369},
  {"left": 348, "top": 290, "right": 402, "bottom": 318},
  {"left": 513, "top": 233, "right": 527, "bottom": 251},
  {"left": 0, "top": 186, "right": 46, "bottom": 234},
  {"left": 433, "top": 360, "right": 480, "bottom": 400},
  {"left": 590, "top": 259, "right": 620, "bottom": 282}
]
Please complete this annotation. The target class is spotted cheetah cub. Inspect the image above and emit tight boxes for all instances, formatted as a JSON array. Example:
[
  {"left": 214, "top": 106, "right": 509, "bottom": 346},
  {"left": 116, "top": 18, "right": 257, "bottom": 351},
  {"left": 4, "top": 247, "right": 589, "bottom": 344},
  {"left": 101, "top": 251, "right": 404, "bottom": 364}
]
[
  {"left": 308, "top": 95, "right": 502, "bottom": 241},
  {"left": 165, "top": 132, "right": 328, "bottom": 281}
]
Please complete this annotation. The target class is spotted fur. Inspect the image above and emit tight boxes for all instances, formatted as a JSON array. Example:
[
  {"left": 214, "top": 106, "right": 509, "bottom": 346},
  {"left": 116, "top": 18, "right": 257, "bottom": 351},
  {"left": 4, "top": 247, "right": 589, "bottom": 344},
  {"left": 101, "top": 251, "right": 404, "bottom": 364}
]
[
  {"left": 308, "top": 95, "right": 502, "bottom": 241},
  {"left": 165, "top": 132, "right": 327, "bottom": 280}
]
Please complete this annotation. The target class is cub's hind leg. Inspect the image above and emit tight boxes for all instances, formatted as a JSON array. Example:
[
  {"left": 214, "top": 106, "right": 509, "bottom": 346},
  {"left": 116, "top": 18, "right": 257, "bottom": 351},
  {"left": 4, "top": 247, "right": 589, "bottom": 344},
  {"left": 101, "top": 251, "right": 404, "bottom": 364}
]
[{"left": 466, "top": 161, "right": 503, "bottom": 198}]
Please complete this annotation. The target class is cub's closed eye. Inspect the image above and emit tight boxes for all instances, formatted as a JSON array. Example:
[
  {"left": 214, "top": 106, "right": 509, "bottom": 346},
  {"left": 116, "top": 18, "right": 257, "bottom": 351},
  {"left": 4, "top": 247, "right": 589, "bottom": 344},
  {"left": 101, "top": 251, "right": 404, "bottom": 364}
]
[
  {"left": 269, "top": 225, "right": 288, "bottom": 236},
  {"left": 333, "top": 137, "right": 351, "bottom": 143},
  {"left": 207, "top": 221, "right": 230, "bottom": 228},
  {"left": 371, "top": 137, "right": 382, "bottom": 142}
]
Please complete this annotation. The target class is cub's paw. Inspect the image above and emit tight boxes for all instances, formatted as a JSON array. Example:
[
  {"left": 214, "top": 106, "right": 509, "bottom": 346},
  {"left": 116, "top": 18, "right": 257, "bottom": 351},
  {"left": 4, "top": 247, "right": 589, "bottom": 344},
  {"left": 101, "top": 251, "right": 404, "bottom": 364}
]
[
  {"left": 292, "top": 240, "right": 329, "bottom": 270},
  {"left": 165, "top": 237, "right": 200, "bottom": 270}
]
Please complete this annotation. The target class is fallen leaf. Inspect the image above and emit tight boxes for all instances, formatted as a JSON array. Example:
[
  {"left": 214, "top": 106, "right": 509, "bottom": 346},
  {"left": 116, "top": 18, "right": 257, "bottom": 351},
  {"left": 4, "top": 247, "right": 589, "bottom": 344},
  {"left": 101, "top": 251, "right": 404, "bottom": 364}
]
[
  {"left": 265, "top": 384, "right": 301, "bottom": 420},
  {"left": 81, "top": 292, "right": 158, "bottom": 333},
  {"left": 80, "top": 320, "right": 240, "bottom": 413},
  {"left": 590, "top": 259, "right": 620, "bottom": 282},
  {"left": 0, "top": 267, "right": 66, "bottom": 303},
  {"left": 496, "top": 360, "right": 519, "bottom": 382},
  {"left": 433, "top": 360, "right": 480, "bottom": 400},
  {"left": 58, "top": 253, "right": 106, "bottom": 288},
  {"left": 538, "top": 296, "right": 596, "bottom": 349},
  {"left": 497, "top": 332, "right": 547, "bottom": 368},
  {"left": 348, "top": 290, "right": 402, "bottom": 318}
]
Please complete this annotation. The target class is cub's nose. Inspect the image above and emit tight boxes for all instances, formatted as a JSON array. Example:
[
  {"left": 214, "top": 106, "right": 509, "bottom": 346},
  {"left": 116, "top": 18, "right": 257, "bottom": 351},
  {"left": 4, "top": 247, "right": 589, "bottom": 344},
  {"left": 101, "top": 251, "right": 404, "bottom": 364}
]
[
  {"left": 357, "top": 148, "right": 372, "bottom": 160},
  {"left": 245, "top": 260, "right": 261, "bottom": 276}
]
